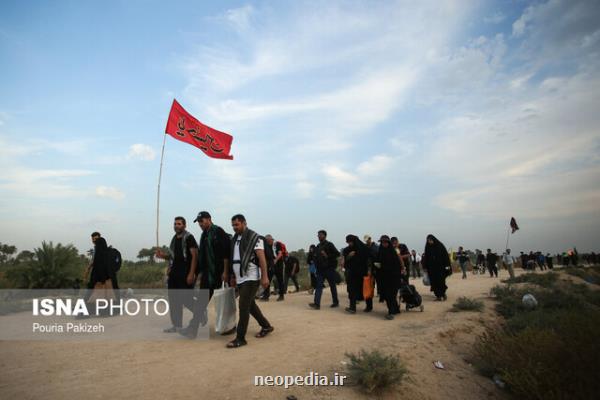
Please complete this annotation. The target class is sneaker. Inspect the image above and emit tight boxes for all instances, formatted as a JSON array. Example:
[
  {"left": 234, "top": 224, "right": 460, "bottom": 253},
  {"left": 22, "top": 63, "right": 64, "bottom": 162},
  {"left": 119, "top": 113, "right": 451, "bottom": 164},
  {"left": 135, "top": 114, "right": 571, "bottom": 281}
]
[
  {"left": 277, "top": 295, "right": 285, "bottom": 302},
  {"left": 330, "top": 303, "right": 339, "bottom": 308},
  {"left": 345, "top": 307, "right": 356, "bottom": 314},
  {"left": 308, "top": 303, "right": 320, "bottom": 310},
  {"left": 385, "top": 314, "right": 394, "bottom": 320}
]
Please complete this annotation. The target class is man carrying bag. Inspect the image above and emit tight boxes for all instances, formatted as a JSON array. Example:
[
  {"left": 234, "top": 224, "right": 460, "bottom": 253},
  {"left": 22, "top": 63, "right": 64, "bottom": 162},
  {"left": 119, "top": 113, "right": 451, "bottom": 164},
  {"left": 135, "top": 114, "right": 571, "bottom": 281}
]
[{"left": 224, "top": 214, "right": 274, "bottom": 348}]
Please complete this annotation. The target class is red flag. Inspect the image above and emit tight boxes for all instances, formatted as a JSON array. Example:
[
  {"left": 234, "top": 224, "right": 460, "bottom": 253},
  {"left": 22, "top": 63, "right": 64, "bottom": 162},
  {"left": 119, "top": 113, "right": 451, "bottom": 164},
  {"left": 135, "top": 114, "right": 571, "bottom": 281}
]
[
  {"left": 164, "top": 99, "right": 233, "bottom": 160},
  {"left": 510, "top": 217, "right": 519, "bottom": 234}
]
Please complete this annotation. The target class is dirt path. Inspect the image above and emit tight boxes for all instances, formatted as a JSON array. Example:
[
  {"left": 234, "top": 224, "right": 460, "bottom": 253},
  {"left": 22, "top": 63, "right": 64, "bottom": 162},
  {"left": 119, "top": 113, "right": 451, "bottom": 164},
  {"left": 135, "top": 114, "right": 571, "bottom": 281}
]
[{"left": 0, "top": 271, "right": 517, "bottom": 400}]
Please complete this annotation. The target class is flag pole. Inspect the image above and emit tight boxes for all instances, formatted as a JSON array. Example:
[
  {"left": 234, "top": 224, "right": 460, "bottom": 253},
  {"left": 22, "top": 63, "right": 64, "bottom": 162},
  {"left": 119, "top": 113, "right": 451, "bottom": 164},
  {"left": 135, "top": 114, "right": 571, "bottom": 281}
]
[
  {"left": 504, "top": 225, "right": 511, "bottom": 251},
  {"left": 156, "top": 133, "right": 167, "bottom": 249}
]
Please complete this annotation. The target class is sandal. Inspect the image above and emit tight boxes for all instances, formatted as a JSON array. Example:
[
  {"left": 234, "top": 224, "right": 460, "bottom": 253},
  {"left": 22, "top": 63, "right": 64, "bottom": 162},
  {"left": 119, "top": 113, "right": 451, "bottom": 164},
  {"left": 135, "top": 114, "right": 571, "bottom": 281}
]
[
  {"left": 255, "top": 326, "right": 274, "bottom": 338},
  {"left": 226, "top": 338, "right": 247, "bottom": 348}
]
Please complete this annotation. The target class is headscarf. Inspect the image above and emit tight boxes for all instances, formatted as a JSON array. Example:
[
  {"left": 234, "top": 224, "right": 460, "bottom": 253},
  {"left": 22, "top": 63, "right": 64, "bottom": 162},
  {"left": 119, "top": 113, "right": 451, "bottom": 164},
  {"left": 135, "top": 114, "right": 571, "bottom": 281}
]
[
  {"left": 378, "top": 236, "right": 401, "bottom": 275},
  {"left": 343, "top": 235, "right": 369, "bottom": 274},
  {"left": 423, "top": 234, "right": 450, "bottom": 270}
]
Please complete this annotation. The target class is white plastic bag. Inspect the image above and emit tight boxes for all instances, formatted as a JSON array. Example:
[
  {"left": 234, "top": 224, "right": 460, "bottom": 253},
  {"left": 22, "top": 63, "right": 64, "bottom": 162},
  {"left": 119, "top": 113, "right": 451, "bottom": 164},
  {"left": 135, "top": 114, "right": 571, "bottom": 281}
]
[
  {"left": 422, "top": 272, "right": 430, "bottom": 286},
  {"left": 213, "top": 282, "right": 236, "bottom": 334}
]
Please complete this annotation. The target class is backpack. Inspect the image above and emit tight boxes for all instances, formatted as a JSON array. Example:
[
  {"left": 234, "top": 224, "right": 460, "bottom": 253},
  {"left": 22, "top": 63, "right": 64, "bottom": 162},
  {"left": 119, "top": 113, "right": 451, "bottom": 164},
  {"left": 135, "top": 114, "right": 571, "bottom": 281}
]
[
  {"left": 108, "top": 247, "right": 122, "bottom": 272},
  {"left": 277, "top": 241, "right": 289, "bottom": 258}
]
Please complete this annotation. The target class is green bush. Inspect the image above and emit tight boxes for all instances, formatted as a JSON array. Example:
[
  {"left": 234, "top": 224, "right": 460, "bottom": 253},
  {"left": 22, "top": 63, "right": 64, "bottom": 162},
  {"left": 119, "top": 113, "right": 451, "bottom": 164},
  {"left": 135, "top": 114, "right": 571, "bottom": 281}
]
[
  {"left": 477, "top": 274, "right": 600, "bottom": 399},
  {"left": 4, "top": 242, "right": 85, "bottom": 288},
  {"left": 118, "top": 264, "right": 166, "bottom": 288},
  {"left": 344, "top": 349, "right": 407, "bottom": 393},
  {"left": 504, "top": 272, "right": 558, "bottom": 287},
  {"left": 451, "top": 296, "right": 484, "bottom": 312},
  {"left": 476, "top": 310, "right": 600, "bottom": 400}
]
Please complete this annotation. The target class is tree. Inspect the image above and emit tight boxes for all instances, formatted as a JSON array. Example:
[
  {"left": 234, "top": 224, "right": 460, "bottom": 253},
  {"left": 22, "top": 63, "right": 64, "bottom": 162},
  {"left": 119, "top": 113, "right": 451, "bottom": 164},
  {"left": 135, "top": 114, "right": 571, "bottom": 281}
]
[
  {"left": 0, "top": 243, "right": 17, "bottom": 263},
  {"left": 5, "top": 242, "right": 85, "bottom": 288},
  {"left": 137, "top": 248, "right": 156, "bottom": 264},
  {"left": 137, "top": 246, "right": 169, "bottom": 264},
  {"left": 14, "top": 250, "right": 35, "bottom": 264}
]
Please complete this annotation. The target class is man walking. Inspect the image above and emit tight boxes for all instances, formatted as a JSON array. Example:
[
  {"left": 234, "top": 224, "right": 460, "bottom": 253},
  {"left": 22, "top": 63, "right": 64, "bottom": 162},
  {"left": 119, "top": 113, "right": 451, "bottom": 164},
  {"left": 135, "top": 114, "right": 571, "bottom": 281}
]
[
  {"left": 156, "top": 217, "right": 198, "bottom": 333},
  {"left": 502, "top": 249, "right": 516, "bottom": 279},
  {"left": 410, "top": 249, "right": 422, "bottom": 279},
  {"left": 309, "top": 230, "right": 340, "bottom": 310},
  {"left": 224, "top": 214, "right": 274, "bottom": 348},
  {"left": 263, "top": 235, "right": 286, "bottom": 301},
  {"left": 284, "top": 254, "right": 300, "bottom": 293},
  {"left": 486, "top": 248, "right": 498, "bottom": 278},
  {"left": 457, "top": 246, "right": 469, "bottom": 279},
  {"left": 180, "top": 211, "right": 231, "bottom": 339}
]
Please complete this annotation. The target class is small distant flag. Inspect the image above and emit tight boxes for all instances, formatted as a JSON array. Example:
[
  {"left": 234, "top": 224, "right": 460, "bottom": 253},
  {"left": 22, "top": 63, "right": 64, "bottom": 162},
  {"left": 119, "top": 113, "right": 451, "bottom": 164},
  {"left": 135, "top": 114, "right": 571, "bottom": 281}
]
[
  {"left": 164, "top": 99, "right": 234, "bottom": 160},
  {"left": 510, "top": 217, "right": 519, "bottom": 234}
]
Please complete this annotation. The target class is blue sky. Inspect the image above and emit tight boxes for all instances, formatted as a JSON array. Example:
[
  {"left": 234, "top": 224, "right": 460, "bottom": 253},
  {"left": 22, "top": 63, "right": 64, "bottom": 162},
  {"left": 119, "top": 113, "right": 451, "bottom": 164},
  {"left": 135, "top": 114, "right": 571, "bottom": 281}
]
[{"left": 1, "top": 0, "right": 599, "bottom": 259}]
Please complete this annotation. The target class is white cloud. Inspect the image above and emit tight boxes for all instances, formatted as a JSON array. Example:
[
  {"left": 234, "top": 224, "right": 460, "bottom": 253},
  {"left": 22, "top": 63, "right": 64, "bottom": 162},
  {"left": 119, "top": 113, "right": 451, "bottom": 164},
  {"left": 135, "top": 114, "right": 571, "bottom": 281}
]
[
  {"left": 225, "top": 5, "right": 254, "bottom": 31},
  {"left": 0, "top": 168, "right": 95, "bottom": 199},
  {"left": 95, "top": 186, "right": 125, "bottom": 200},
  {"left": 322, "top": 153, "right": 400, "bottom": 199},
  {"left": 127, "top": 144, "right": 156, "bottom": 161},
  {"left": 356, "top": 154, "right": 395, "bottom": 176}
]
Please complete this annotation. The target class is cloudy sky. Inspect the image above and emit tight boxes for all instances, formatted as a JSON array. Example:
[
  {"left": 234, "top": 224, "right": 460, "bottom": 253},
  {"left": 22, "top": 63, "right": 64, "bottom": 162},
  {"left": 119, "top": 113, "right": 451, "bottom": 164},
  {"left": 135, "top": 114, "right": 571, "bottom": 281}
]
[{"left": 1, "top": 0, "right": 599, "bottom": 259}]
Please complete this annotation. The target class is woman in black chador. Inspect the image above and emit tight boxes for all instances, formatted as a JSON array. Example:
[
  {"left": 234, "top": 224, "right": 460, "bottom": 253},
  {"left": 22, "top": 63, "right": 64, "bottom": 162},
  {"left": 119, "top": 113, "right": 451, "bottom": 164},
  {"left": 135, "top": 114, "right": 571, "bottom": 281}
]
[
  {"left": 423, "top": 234, "right": 451, "bottom": 301},
  {"left": 343, "top": 235, "right": 371, "bottom": 313},
  {"left": 90, "top": 237, "right": 111, "bottom": 286},
  {"left": 377, "top": 235, "right": 402, "bottom": 320}
]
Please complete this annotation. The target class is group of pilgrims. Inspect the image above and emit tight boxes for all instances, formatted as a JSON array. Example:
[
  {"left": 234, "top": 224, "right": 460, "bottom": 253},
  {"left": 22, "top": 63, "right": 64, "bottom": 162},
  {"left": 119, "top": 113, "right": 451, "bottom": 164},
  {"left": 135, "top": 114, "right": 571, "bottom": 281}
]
[
  {"left": 86, "top": 212, "right": 455, "bottom": 349},
  {"left": 305, "top": 231, "right": 451, "bottom": 320}
]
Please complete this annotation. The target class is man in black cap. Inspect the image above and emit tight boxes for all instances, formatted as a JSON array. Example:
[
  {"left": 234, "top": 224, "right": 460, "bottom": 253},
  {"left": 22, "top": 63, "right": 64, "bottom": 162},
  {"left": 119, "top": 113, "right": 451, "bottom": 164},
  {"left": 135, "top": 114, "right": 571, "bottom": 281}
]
[{"left": 180, "top": 211, "right": 232, "bottom": 339}]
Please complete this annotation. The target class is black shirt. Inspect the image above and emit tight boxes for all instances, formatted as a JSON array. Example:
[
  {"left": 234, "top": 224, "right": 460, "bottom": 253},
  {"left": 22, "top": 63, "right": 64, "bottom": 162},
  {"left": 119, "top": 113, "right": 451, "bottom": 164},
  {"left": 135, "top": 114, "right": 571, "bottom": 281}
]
[
  {"left": 285, "top": 256, "right": 299, "bottom": 275},
  {"left": 198, "top": 225, "right": 231, "bottom": 288},
  {"left": 171, "top": 234, "right": 198, "bottom": 277},
  {"left": 315, "top": 240, "right": 340, "bottom": 271}
]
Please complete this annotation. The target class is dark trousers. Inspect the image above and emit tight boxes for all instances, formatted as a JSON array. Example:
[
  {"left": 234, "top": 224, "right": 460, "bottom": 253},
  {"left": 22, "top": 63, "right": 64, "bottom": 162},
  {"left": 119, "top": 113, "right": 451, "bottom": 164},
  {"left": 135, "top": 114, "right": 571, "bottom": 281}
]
[
  {"left": 167, "top": 275, "right": 194, "bottom": 328},
  {"left": 314, "top": 268, "right": 339, "bottom": 306},
  {"left": 285, "top": 272, "right": 300, "bottom": 292},
  {"left": 429, "top": 271, "right": 447, "bottom": 298},
  {"left": 487, "top": 261, "right": 498, "bottom": 277},
  {"left": 310, "top": 272, "right": 318, "bottom": 289},
  {"left": 188, "top": 286, "right": 214, "bottom": 330},
  {"left": 374, "top": 269, "right": 384, "bottom": 298},
  {"left": 260, "top": 267, "right": 275, "bottom": 299},
  {"left": 411, "top": 262, "right": 422, "bottom": 278},
  {"left": 382, "top": 279, "right": 400, "bottom": 314},
  {"left": 237, "top": 280, "right": 270, "bottom": 341},
  {"left": 274, "top": 262, "right": 286, "bottom": 296},
  {"left": 347, "top": 273, "right": 371, "bottom": 310}
]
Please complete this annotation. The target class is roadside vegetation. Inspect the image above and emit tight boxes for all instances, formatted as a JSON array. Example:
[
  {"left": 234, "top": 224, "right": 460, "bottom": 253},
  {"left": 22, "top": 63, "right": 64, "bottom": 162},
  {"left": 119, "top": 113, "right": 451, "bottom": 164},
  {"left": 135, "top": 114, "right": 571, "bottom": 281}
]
[{"left": 475, "top": 272, "right": 600, "bottom": 400}]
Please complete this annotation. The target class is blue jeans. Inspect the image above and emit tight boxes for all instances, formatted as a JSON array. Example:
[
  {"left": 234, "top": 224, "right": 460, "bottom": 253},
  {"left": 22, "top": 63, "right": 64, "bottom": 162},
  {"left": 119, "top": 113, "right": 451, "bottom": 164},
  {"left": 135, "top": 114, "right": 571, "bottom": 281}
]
[
  {"left": 314, "top": 269, "right": 339, "bottom": 306},
  {"left": 459, "top": 262, "right": 468, "bottom": 278}
]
